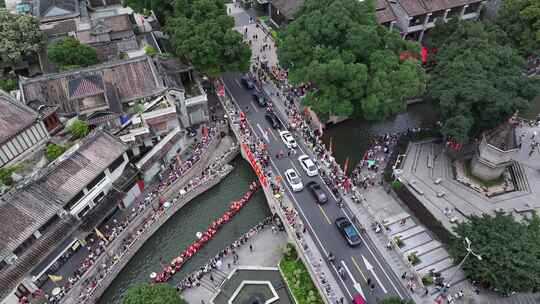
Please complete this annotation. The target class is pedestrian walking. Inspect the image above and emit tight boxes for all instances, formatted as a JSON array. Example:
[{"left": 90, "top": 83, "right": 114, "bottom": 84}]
[
  {"left": 401, "top": 272, "right": 407, "bottom": 279},
  {"left": 210, "top": 274, "right": 214, "bottom": 282},
  {"left": 249, "top": 244, "right": 253, "bottom": 252},
  {"left": 366, "top": 277, "right": 371, "bottom": 285},
  {"left": 370, "top": 284, "right": 375, "bottom": 293}
]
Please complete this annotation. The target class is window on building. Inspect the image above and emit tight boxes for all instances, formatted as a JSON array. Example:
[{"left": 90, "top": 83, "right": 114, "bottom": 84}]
[
  {"left": 409, "top": 15, "right": 425, "bottom": 27},
  {"left": 464, "top": 3, "right": 480, "bottom": 15},
  {"left": 65, "top": 191, "right": 85, "bottom": 210},
  {"left": 109, "top": 155, "right": 125, "bottom": 172},
  {"left": 77, "top": 205, "right": 91, "bottom": 219},
  {"left": 87, "top": 172, "right": 106, "bottom": 190},
  {"left": 429, "top": 11, "right": 444, "bottom": 23}
]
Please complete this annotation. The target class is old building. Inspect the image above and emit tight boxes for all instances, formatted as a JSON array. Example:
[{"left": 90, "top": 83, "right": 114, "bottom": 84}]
[
  {"left": 384, "top": 0, "right": 485, "bottom": 40},
  {"left": 76, "top": 14, "right": 139, "bottom": 62},
  {"left": 19, "top": 56, "right": 166, "bottom": 118},
  {"left": 0, "top": 90, "right": 49, "bottom": 169},
  {"left": 32, "top": 0, "right": 80, "bottom": 22},
  {"left": 0, "top": 130, "right": 139, "bottom": 302}
]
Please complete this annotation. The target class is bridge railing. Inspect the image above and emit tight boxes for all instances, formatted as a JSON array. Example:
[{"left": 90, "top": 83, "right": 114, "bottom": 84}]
[{"left": 216, "top": 78, "right": 346, "bottom": 303}]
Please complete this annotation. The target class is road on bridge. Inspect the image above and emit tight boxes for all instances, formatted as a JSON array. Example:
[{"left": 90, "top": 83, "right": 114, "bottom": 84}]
[{"left": 222, "top": 73, "right": 411, "bottom": 303}]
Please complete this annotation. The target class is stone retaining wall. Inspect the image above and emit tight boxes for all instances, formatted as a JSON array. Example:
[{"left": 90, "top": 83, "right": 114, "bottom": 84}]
[{"left": 80, "top": 166, "right": 234, "bottom": 304}]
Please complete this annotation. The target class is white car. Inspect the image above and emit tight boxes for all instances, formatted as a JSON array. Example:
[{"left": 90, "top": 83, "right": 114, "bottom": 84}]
[
  {"left": 298, "top": 154, "right": 318, "bottom": 176},
  {"left": 285, "top": 169, "right": 303, "bottom": 192},
  {"left": 279, "top": 131, "right": 297, "bottom": 149}
]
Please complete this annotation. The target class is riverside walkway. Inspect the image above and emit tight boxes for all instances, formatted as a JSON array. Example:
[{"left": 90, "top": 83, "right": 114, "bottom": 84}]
[{"left": 53, "top": 125, "right": 239, "bottom": 304}]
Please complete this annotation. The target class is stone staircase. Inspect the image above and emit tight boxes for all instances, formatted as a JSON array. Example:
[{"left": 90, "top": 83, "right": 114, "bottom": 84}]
[
  {"left": 0, "top": 215, "right": 79, "bottom": 299},
  {"left": 385, "top": 213, "right": 466, "bottom": 286}
]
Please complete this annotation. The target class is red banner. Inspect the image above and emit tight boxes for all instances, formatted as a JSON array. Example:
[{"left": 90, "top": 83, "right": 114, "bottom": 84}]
[{"left": 241, "top": 143, "right": 267, "bottom": 187}]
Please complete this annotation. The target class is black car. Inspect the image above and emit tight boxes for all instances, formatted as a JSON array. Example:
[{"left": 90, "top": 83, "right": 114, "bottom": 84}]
[
  {"left": 252, "top": 93, "right": 267, "bottom": 107},
  {"left": 265, "top": 113, "right": 281, "bottom": 129},
  {"left": 240, "top": 77, "right": 255, "bottom": 90},
  {"left": 335, "top": 217, "right": 361, "bottom": 247},
  {"left": 306, "top": 181, "right": 328, "bottom": 204}
]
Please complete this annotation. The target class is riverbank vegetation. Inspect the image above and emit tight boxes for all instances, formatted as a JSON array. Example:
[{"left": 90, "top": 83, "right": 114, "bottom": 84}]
[
  {"left": 122, "top": 283, "right": 188, "bottom": 304},
  {"left": 277, "top": 0, "right": 426, "bottom": 122},
  {"left": 449, "top": 212, "right": 540, "bottom": 294},
  {"left": 426, "top": 20, "right": 539, "bottom": 143},
  {"left": 279, "top": 243, "right": 323, "bottom": 304}
]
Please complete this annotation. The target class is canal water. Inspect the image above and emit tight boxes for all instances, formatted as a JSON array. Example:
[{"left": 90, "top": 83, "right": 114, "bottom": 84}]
[
  {"left": 322, "top": 102, "right": 439, "bottom": 169},
  {"left": 98, "top": 157, "right": 272, "bottom": 304},
  {"left": 101, "top": 98, "right": 539, "bottom": 303}
]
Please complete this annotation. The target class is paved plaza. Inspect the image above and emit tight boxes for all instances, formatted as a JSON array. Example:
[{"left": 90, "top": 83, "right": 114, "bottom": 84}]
[{"left": 181, "top": 227, "right": 288, "bottom": 303}]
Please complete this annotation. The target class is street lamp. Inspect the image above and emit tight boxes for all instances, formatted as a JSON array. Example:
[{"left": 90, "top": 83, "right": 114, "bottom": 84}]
[{"left": 446, "top": 237, "right": 482, "bottom": 289}]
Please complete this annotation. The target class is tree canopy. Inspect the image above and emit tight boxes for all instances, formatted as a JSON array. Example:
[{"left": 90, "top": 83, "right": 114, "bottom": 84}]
[
  {"left": 165, "top": 0, "right": 251, "bottom": 76},
  {"left": 449, "top": 212, "right": 540, "bottom": 294},
  {"left": 495, "top": 0, "right": 540, "bottom": 56},
  {"left": 428, "top": 20, "right": 539, "bottom": 143},
  {"left": 48, "top": 37, "right": 99, "bottom": 70},
  {"left": 0, "top": 10, "right": 45, "bottom": 64},
  {"left": 122, "top": 283, "right": 188, "bottom": 304},
  {"left": 69, "top": 119, "right": 90, "bottom": 138},
  {"left": 277, "top": 0, "right": 425, "bottom": 121}
]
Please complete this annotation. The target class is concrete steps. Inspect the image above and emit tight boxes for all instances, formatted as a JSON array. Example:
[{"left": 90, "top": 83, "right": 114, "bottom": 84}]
[
  {"left": 417, "top": 257, "right": 455, "bottom": 275},
  {"left": 383, "top": 212, "right": 411, "bottom": 226},
  {"left": 413, "top": 248, "right": 449, "bottom": 271},
  {"left": 399, "top": 233, "right": 433, "bottom": 251},
  {"left": 397, "top": 226, "right": 426, "bottom": 240},
  {"left": 388, "top": 219, "right": 417, "bottom": 235},
  {"left": 404, "top": 240, "right": 442, "bottom": 257}
]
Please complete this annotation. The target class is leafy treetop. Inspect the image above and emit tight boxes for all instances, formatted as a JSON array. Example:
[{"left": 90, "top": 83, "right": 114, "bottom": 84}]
[
  {"left": 47, "top": 37, "right": 99, "bottom": 70},
  {"left": 449, "top": 212, "right": 540, "bottom": 294},
  {"left": 495, "top": 0, "right": 540, "bottom": 56},
  {"left": 277, "top": 0, "right": 425, "bottom": 121},
  {"left": 166, "top": 0, "right": 251, "bottom": 76},
  {"left": 0, "top": 10, "right": 45, "bottom": 64},
  {"left": 428, "top": 20, "right": 539, "bottom": 143},
  {"left": 122, "top": 283, "right": 188, "bottom": 304},
  {"left": 69, "top": 119, "right": 90, "bottom": 138}
]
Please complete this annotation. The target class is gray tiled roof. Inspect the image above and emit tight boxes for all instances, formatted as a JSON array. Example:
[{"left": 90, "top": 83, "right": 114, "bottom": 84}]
[
  {"left": 0, "top": 130, "right": 127, "bottom": 256},
  {"left": 0, "top": 90, "right": 39, "bottom": 145},
  {"left": 376, "top": 0, "right": 397, "bottom": 24},
  {"left": 20, "top": 56, "right": 165, "bottom": 115},
  {"left": 397, "top": 0, "right": 482, "bottom": 17}
]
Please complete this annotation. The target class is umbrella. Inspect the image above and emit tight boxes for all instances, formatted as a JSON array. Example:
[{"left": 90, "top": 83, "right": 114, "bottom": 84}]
[
  {"left": 150, "top": 272, "right": 157, "bottom": 279},
  {"left": 179, "top": 189, "right": 187, "bottom": 196},
  {"left": 51, "top": 287, "right": 61, "bottom": 296},
  {"left": 163, "top": 201, "right": 171, "bottom": 208}
]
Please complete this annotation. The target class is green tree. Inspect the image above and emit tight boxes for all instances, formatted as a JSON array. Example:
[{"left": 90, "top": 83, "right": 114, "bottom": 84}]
[
  {"left": 122, "top": 283, "right": 188, "bottom": 304},
  {"left": 428, "top": 21, "right": 539, "bottom": 143},
  {"left": 166, "top": 0, "right": 251, "bottom": 76},
  {"left": 496, "top": 0, "right": 540, "bottom": 55},
  {"left": 449, "top": 212, "right": 540, "bottom": 294},
  {"left": 378, "top": 297, "right": 415, "bottom": 304},
  {"left": 0, "top": 78, "right": 18, "bottom": 92},
  {"left": 48, "top": 37, "right": 98, "bottom": 69},
  {"left": 0, "top": 10, "right": 45, "bottom": 64},
  {"left": 69, "top": 119, "right": 90, "bottom": 138},
  {"left": 144, "top": 44, "right": 157, "bottom": 56},
  {"left": 0, "top": 165, "right": 22, "bottom": 185},
  {"left": 46, "top": 143, "right": 67, "bottom": 161},
  {"left": 277, "top": 0, "right": 425, "bottom": 120}
]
